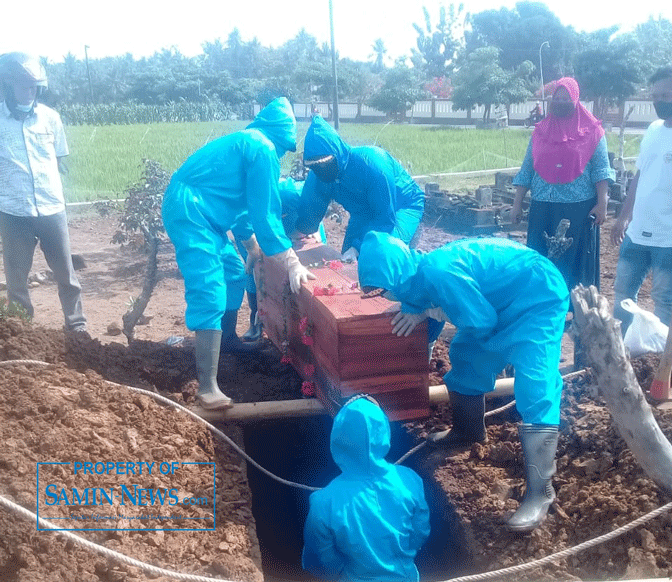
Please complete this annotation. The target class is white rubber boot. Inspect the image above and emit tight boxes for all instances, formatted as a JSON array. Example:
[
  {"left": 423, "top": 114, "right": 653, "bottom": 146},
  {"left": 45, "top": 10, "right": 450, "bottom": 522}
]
[
  {"left": 506, "top": 424, "right": 559, "bottom": 532},
  {"left": 195, "top": 329, "right": 233, "bottom": 410}
]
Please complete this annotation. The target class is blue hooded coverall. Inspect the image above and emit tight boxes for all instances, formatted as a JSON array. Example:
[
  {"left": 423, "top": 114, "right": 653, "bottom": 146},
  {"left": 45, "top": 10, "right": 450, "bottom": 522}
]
[
  {"left": 358, "top": 233, "right": 569, "bottom": 425},
  {"left": 295, "top": 116, "right": 425, "bottom": 254},
  {"left": 161, "top": 97, "right": 296, "bottom": 331},
  {"left": 234, "top": 177, "right": 327, "bottom": 295},
  {"left": 302, "top": 397, "right": 430, "bottom": 582}
]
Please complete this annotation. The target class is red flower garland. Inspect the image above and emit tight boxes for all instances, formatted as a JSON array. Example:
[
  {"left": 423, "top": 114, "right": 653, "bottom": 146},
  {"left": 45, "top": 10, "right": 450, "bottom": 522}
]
[{"left": 301, "top": 381, "right": 316, "bottom": 397}]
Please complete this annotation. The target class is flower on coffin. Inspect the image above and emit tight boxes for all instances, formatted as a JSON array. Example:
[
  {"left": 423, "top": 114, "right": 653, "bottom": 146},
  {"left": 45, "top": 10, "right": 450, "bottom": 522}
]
[
  {"left": 281, "top": 354, "right": 292, "bottom": 364},
  {"left": 303, "top": 364, "right": 315, "bottom": 377},
  {"left": 326, "top": 260, "right": 343, "bottom": 271},
  {"left": 313, "top": 285, "right": 338, "bottom": 297},
  {"left": 301, "top": 381, "right": 316, "bottom": 397}
]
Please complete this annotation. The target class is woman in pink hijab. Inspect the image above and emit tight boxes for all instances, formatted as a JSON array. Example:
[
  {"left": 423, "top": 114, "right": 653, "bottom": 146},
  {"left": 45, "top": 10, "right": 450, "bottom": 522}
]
[{"left": 511, "top": 77, "right": 614, "bottom": 297}]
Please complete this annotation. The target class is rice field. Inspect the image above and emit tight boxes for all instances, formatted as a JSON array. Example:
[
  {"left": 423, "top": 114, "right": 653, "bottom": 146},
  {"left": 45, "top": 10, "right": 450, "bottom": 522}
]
[{"left": 61, "top": 121, "right": 643, "bottom": 203}]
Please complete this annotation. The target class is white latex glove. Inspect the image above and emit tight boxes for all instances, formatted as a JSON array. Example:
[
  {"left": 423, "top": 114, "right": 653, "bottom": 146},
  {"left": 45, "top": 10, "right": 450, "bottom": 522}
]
[
  {"left": 272, "top": 248, "right": 317, "bottom": 293},
  {"left": 341, "top": 247, "right": 359, "bottom": 262},
  {"left": 241, "top": 234, "right": 262, "bottom": 274},
  {"left": 425, "top": 306, "right": 449, "bottom": 321},
  {"left": 309, "top": 230, "right": 324, "bottom": 244},
  {"left": 391, "top": 311, "right": 428, "bottom": 337}
]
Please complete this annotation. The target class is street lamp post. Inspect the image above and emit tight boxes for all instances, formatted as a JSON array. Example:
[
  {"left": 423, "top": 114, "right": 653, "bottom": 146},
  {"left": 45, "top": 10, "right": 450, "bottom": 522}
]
[
  {"left": 539, "top": 41, "right": 550, "bottom": 115},
  {"left": 328, "top": 0, "right": 340, "bottom": 130},
  {"left": 84, "top": 45, "right": 93, "bottom": 103}
]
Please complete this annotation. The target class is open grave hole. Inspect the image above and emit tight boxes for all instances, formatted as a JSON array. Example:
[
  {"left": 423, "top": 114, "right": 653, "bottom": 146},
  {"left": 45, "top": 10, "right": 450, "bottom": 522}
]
[{"left": 242, "top": 414, "right": 472, "bottom": 582}]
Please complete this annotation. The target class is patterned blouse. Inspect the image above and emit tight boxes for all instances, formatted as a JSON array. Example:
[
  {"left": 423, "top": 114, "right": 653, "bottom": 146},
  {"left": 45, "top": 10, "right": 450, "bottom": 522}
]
[{"left": 512, "top": 135, "right": 615, "bottom": 203}]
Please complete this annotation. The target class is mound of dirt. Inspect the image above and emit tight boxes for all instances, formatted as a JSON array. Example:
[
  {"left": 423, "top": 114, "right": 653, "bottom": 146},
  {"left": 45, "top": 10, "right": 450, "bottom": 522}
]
[
  {"left": 415, "top": 357, "right": 672, "bottom": 581},
  {"left": 0, "top": 319, "right": 263, "bottom": 582}
]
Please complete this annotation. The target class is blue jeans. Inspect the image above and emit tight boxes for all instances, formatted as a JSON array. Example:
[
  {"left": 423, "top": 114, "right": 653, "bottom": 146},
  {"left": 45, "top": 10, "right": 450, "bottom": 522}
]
[{"left": 613, "top": 236, "right": 672, "bottom": 333}]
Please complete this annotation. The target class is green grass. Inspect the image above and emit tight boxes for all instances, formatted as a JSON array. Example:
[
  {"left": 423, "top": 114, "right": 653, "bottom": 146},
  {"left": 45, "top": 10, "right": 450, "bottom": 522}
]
[
  {"left": 332, "top": 124, "right": 531, "bottom": 176},
  {"left": 62, "top": 121, "right": 247, "bottom": 201},
  {"left": 61, "top": 121, "right": 643, "bottom": 203}
]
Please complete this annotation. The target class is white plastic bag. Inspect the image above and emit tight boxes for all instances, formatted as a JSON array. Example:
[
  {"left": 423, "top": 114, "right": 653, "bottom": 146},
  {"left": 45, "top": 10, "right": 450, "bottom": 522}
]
[{"left": 621, "top": 299, "right": 669, "bottom": 357}]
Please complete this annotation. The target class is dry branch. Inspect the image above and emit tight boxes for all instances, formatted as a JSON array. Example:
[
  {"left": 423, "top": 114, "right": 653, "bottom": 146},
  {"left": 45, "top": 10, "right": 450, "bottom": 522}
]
[
  {"left": 122, "top": 234, "right": 159, "bottom": 342},
  {"left": 570, "top": 284, "right": 672, "bottom": 493}
]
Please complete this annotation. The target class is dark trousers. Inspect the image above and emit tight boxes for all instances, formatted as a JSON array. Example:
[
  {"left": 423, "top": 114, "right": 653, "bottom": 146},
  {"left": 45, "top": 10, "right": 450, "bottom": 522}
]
[
  {"left": 0, "top": 211, "right": 86, "bottom": 330},
  {"left": 526, "top": 198, "right": 599, "bottom": 295}
]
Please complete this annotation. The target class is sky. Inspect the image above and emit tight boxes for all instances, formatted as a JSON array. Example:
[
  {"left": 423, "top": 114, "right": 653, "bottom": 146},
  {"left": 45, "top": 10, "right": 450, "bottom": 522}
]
[{"left": 2, "top": 0, "right": 670, "bottom": 65}]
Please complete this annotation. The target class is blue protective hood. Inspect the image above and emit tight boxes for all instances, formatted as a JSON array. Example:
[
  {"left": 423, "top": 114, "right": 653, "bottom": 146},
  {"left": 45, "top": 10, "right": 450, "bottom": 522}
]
[
  {"left": 278, "top": 177, "right": 302, "bottom": 214},
  {"left": 303, "top": 115, "right": 351, "bottom": 176},
  {"left": 246, "top": 97, "right": 297, "bottom": 157},
  {"left": 330, "top": 397, "right": 391, "bottom": 477},
  {"left": 358, "top": 232, "right": 420, "bottom": 294}
]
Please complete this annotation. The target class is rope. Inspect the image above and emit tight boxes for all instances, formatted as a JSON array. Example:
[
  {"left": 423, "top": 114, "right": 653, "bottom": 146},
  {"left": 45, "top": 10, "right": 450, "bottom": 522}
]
[
  {"left": 0, "top": 495, "right": 233, "bottom": 582},
  {"left": 393, "top": 399, "right": 518, "bottom": 465},
  {"left": 395, "top": 442, "right": 427, "bottom": 465},
  {"left": 484, "top": 399, "right": 517, "bottom": 418},
  {"left": 438, "top": 502, "right": 672, "bottom": 582}
]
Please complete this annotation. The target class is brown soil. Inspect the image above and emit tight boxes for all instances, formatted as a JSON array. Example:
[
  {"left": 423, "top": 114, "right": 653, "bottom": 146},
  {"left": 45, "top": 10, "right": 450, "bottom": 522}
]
[
  {"left": 0, "top": 319, "right": 263, "bottom": 582},
  {"left": 0, "top": 207, "right": 669, "bottom": 581}
]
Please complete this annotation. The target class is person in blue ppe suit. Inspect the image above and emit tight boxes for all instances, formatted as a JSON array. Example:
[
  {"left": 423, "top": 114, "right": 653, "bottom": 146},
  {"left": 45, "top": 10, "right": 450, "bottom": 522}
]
[
  {"left": 162, "top": 97, "right": 316, "bottom": 410},
  {"left": 358, "top": 232, "right": 569, "bottom": 533},
  {"left": 294, "top": 115, "right": 424, "bottom": 262},
  {"left": 234, "top": 176, "right": 327, "bottom": 342},
  {"left": 302, "top": 394, "right": 430, "bottom": 581}
]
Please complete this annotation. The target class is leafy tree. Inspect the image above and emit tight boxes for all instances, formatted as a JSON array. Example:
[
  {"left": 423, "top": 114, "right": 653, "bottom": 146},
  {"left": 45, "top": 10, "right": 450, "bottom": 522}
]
[
  {"left": 46, "top": 52, "right": 89, "bottom": 104},
  {"left": 368, "top": 65, "right": 424, "bottom": 120},
  {"left": 467, "top": 2, "right": 577, "bottom": 80},
  {"left": 411, "top": 4, "right": 467, "bottom": 79},
  {"left": 629, "top": 17, "right": 672, "bottom": 82},
  {"left": 452, "top": 46, "right": 534, "bottom": 121},
  {"left": 424, "top": 76, "right": 453, "bottom": 98},
  {"left": 316, "top": 59, "right": 373, "bottom": 102},
  {"left": 573, "top": 36, "right": 644, "bottom": 119}
]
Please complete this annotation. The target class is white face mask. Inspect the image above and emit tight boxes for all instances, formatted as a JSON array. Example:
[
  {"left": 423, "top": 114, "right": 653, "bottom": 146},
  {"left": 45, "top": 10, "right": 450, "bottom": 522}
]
[{"left": 15, "top": 102, "right": 34, "bottom": 113}]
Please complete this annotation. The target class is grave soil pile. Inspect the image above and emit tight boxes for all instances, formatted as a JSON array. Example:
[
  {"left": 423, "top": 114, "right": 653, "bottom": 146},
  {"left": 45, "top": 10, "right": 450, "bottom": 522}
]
[
  {"left": 0, "top": 320, "right": 265, "bottom": 582},
  {"left": 0, "top": 318, "right": 671, "bottom": 581}
]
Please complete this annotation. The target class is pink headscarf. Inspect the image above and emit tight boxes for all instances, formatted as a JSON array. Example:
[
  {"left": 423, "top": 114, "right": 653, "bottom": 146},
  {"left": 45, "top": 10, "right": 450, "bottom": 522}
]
[{"left": 532, "top": 77, "right": 605, "bottom": 184}]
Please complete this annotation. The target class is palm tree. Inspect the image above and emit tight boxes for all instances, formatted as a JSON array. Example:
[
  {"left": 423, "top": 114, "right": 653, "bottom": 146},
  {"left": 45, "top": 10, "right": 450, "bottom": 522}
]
[{"left": 370, "top": 39, "right": 388, "bottom": 73}]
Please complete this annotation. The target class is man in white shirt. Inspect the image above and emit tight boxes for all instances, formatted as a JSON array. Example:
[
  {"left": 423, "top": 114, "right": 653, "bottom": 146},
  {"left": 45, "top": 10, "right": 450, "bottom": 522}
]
[
  {"left": 0, "top": 53, "right": 86, "bottom": 331},
  {"left": 611, "top": 66, "right": 672, "bottom": 332}
]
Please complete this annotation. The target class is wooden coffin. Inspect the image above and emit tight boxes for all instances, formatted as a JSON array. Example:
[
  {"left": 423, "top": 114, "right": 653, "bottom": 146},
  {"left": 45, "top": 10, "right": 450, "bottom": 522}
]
[{"left": 255, "top": 241, "right": 429, "bottom": 421}]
